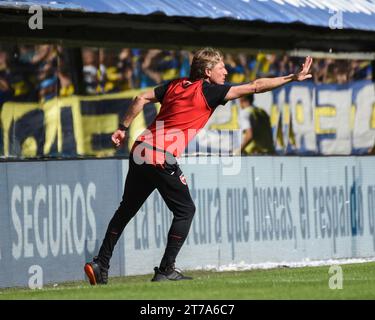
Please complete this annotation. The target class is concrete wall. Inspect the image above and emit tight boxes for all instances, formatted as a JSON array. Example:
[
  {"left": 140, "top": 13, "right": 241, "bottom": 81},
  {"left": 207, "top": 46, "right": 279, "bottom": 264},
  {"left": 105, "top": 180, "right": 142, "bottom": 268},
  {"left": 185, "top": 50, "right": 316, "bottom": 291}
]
[{"left": 1, "top": 156, "right": 375, "bottom": 287}]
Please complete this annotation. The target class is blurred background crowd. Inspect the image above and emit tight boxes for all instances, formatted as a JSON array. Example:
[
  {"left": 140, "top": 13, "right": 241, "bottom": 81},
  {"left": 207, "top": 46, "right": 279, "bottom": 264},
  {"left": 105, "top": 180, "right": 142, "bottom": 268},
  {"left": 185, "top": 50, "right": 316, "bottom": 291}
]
[{"left": 0, "top": 44, "right": 373, "bottom": 104}]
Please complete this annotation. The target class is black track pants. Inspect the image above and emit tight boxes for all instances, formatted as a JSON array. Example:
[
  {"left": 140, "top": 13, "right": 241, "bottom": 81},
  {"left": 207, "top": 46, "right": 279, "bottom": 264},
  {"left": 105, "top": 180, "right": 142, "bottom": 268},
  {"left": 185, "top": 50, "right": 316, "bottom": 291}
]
[{"left": 97, "top": 153, "right": 196, "bottom": 269}]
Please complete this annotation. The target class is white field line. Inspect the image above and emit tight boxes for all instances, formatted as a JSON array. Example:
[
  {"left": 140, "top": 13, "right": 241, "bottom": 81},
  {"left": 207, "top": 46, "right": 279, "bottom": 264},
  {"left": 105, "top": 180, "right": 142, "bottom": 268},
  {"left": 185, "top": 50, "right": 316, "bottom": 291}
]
[{"left": 194, "top": 257, "right": 375, "bottom": 272}]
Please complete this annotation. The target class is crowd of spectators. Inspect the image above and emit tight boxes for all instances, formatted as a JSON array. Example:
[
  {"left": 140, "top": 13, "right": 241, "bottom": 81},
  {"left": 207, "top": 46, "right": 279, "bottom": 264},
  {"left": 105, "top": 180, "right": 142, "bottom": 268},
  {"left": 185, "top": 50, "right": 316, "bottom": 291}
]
[{"left": 0, "top": 44, "right": 373, "bottom": 104}]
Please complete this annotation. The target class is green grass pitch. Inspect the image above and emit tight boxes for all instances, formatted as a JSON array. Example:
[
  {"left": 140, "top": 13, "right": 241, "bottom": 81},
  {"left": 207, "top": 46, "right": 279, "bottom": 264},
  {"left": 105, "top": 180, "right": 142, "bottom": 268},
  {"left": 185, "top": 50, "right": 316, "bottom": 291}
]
[{"left": 1, "top": 262, "right": 375, "bottom": 300}]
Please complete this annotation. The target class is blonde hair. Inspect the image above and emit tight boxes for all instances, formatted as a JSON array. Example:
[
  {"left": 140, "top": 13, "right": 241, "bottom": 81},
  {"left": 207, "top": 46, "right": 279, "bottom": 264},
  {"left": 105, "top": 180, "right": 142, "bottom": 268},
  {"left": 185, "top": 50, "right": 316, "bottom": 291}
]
[{"left": 189, "top": 47, "right": 223, "bottom": 81}]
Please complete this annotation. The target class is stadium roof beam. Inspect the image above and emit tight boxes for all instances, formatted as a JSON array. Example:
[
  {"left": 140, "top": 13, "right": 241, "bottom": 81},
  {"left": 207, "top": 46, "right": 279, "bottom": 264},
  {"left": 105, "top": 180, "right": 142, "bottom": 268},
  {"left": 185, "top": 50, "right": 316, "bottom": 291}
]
[{"left": 0, "top": 8, "right": 375, "bottom": 53}]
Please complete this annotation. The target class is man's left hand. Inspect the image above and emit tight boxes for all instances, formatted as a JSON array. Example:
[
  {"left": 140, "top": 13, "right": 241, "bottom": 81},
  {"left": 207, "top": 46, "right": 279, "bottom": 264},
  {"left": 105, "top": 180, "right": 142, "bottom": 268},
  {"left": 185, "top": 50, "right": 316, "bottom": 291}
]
[{"left": 292, "top": 56, "right": 313, "bottom": 81}]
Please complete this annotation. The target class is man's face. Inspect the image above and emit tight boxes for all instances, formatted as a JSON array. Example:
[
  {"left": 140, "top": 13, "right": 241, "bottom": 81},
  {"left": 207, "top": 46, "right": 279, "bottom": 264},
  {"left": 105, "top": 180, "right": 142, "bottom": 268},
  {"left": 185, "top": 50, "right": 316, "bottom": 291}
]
[{"left": 205, "top": 60, "right": 228, "bottom": 85}]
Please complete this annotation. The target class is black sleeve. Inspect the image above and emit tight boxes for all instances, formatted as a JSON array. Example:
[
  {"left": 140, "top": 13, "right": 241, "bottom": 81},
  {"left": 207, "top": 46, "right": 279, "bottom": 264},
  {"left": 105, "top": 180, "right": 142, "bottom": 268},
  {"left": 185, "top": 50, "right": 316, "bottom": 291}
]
[
  {"left": 154, "top": 81, "right": 171, "bottom": 103},
  {"left": 202, "top": 81, "right": 232, "bottom": 109}
]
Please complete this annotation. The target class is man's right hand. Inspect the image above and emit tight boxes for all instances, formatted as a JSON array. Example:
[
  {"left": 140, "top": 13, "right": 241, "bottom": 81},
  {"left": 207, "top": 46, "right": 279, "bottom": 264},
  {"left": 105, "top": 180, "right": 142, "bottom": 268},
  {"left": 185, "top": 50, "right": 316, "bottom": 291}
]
[{"left": 111, "top": 129, "right": 126, "bottom": 148}]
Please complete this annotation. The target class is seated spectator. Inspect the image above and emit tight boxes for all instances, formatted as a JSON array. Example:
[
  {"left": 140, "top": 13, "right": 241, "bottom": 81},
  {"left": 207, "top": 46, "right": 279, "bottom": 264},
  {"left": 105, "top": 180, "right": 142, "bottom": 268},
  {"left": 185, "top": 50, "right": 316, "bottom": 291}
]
[
  {"left": 139, "top": 49, "right": 162, "bottom": 88},
  {"left": 335, "top": 60, "right": 349, "bottom": 84},
  {"left": 98, "top": 48, "right": 123, "bottom": 93},
  {"left": 18, "top": 45, "right": 34, "bottom": 64},
  {"left": 32, "top": 45, "right": 55, "bottom": 65},
  {"left": 265, "top": 54, "right": 279, "bottom": 77},
  {"left": 258, "top": 53, "right": 272, "bottom": 78},
  {"left": 8, "top": 47, "right": 38, "bottom": 102},
  {"left": 58, "top": 60, "right": 74, "bottom": 97},
  {"left": 129, "top": 48, "right": 141, "bottom": 87},
  {"left": 312, "top": 59, "right": 327, "bottom": 84},
  {"left": 179, "top": 50, "right": 193, "bottom": 78},
  {"left": 349, "top": 60, "right": 373, "bottom": 81},
  {"left": 82, "top": 48, "right": 99, "bottom": 95},
  {"left": 225, "top": 53, "right": 247, "bottom": 83},
  {"left": 156, "top": 50, "right": 180, "bottom": 82},
  {"left": 117, "top": 48, "right": 134, "bottom": 90},
  {"left": 323, "top": 59, "right": 337, "bottom": 84},
  {"left": 38, "top": 61, "right": 58, "bottom": 102},
  {"left": 248, "top": 106, "right": 275, "bottom": 155},
  {"left": 0, "top": 49, "right": 12, "bottom": 104},
  {"left": 31, "top": 45, "right": 58, "bottom": 102},
  {"left": 239, "top": 94, "right": 254, "bottom": 155}
]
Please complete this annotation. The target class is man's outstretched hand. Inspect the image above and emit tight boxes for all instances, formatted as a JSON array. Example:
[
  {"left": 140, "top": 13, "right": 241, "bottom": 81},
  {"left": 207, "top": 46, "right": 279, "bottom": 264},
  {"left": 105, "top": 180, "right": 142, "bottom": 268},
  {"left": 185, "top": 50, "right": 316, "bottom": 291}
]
[
  {"left": 292, "top": 56, "right": 313, "bottom": 81},
  {"left": 112, "top": 129, "right": 126, "bottom": 148}
]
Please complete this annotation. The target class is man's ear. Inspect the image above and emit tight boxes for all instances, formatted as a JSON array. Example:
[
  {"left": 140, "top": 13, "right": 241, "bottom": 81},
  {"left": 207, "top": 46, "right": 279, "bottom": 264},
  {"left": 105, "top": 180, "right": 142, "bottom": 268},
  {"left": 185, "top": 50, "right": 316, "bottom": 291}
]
[{"left": 204, "top": 68, "right": 211, "bottom": 78}]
